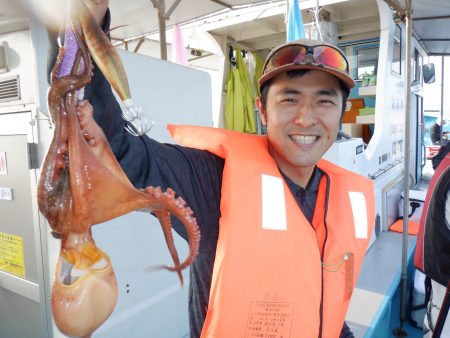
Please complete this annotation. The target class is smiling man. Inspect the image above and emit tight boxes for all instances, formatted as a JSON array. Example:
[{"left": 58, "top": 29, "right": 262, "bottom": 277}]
[
  {"left": 168, "top": 41, "right": 375, "bottom": 338},
  {"left": 51, "top": 4, "right": 375, "bottom": 335}
]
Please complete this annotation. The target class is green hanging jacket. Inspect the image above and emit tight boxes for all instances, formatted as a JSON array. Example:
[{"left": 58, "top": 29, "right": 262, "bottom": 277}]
[{"left": 225, "top": 48, "right": 256, "bottom": 133}]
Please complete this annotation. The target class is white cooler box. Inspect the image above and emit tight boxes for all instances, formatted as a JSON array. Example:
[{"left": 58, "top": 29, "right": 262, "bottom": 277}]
[{"left": 398, "top": 189, "right": 427, "bottom": 223}]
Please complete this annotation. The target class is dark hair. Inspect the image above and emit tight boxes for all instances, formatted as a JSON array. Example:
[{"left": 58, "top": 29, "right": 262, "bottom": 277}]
[{"left": 259, "top": 69, "right": 350, "bottom": 115}]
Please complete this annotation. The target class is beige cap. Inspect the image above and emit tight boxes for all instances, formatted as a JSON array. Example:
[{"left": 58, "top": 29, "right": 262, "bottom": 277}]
[{"left": 258, "top": 38, "right": 355, "bottom": 91}]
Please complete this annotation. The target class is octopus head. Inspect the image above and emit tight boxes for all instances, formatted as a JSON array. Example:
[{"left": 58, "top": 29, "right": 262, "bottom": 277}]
[{"left": 51, "top": 234, "right": 118, "bottom": 337}]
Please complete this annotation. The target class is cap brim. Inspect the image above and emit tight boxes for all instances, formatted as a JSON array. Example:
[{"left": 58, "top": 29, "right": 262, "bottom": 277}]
[{"left": 258, "top": 63, "right": 355, "bottom": 91}]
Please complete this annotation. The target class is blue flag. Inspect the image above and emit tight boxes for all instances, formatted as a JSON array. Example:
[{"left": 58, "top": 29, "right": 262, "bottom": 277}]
[{"left": 286, "top": 0, "right": 305, "bottom": 42}]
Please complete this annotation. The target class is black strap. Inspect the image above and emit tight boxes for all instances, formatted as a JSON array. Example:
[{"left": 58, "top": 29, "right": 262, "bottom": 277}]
[
  {"left": 408, "top": 201, "right": 421, "bottom": 218},
  {"left": 425, "top": 275, "right": 432, "bottom": 305}
]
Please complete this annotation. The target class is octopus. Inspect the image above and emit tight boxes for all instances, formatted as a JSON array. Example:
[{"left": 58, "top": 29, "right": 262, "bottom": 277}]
[{"left": 36, "top": 1, "right": 200, "bottom": 337}]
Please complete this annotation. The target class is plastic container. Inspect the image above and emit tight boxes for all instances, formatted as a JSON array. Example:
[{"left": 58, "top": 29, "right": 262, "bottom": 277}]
[
  {"left": 362, "top": 73, "right": 370, "bottom": 87},
  {"left": 369, "top": 71, "right": 377, "bottom": 86},
  {"left": 359, "top": 107, "right": 375, "bottom": 115}
]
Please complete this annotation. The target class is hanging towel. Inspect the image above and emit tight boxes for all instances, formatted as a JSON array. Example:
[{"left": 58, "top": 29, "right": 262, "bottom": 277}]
[
  {"left": 252, "top": 51, "right": 264, "bottom": 97},
  {"left": 244, "top": 51, "right": 256, "bottom": 95},
  {"left": 172, "top": 24, "right": 187, "bottom": 65},
  {"left": 243, "top": 51, "right": 264, "bottom": 97}
]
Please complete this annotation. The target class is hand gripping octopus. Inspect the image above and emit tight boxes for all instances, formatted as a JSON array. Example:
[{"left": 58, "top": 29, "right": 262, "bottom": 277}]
[{"left": 37, "top": 1, "right": 200, "bottom": 337}]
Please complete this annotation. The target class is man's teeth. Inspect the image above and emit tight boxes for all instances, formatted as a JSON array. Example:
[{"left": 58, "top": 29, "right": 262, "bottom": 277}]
[{"left": 291, "top": 135, "right": 317, "bottom": 144}]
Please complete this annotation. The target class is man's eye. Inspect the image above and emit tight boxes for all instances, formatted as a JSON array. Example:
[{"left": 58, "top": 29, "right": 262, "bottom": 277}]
[
  {"left": 319, "top": 99, "right": 335, "bottom": 104},
  {"left": 282, "top": 98, "right": 296, "bottom": 103}
]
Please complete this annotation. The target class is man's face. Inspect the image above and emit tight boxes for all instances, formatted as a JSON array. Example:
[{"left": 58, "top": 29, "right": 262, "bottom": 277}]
[{"left": 256, "top": 70, "right": 344, "bottom": 183}]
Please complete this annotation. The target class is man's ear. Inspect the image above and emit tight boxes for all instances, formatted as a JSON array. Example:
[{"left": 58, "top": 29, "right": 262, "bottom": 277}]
[{"left": 256, "top": 97, "right": 267, "bottom": 126}]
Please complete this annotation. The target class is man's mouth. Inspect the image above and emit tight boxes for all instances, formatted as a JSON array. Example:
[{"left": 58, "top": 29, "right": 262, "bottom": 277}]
[{"left": 290, "top": 135, "right": 318, "bottom": 145}]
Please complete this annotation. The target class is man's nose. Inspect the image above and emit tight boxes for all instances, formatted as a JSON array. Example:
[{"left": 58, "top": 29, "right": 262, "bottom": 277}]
[{"left": 293, "top": 101, "right": 317, "bottom": 127}]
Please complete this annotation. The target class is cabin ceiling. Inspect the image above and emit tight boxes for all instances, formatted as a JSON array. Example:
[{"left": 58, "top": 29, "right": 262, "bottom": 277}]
[
  {"left": 107, "top": 0, "right": 271, "bottom": 43},
  {"left": 411, "top": 0, "right": 450, "bottom": 55},
  {"left": 207, "top": 0, "right": 380, "bottom": 51},
  {"left": 106, "top": 0, "right": 380, "bottom": 52}
]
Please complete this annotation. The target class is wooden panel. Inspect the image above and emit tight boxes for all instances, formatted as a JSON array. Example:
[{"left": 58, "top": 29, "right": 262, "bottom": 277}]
[{"left": 343, "top": 98, "right": 365, "bottom": 123}]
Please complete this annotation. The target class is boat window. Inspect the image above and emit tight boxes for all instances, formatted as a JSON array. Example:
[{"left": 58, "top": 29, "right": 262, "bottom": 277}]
[
  {"left": 412, "top": 48, "right": 423, "bottom": 84},
  {"left": 355, "top": 46, "right": 379, "bottom": 79},
  {"left": 423, "top": 56, "right": 450, "bottom": 145},
  {"left": 391, "top": 24, "right": 402, "bottom": 76}
]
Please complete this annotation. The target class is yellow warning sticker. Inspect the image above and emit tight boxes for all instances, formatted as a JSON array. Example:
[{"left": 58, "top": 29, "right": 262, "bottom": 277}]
[{"left": 0, "top": 231, "right": 25, "bottom": 277}]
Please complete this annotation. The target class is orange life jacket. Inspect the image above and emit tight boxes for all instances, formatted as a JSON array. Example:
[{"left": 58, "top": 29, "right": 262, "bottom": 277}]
[
  {"left": 168, "top": 125, "right": 375, "bottom": 338},
  {"left": 414, "top": 152, "right": 450, "bottom": 286}
]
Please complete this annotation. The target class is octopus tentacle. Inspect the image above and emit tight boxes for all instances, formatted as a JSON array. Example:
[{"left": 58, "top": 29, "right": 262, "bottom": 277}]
[
  {"left": 152, "top": 209, "right": 184, "bottom": 283},
  {"left": 38, "top": 25, "right": 93, "bottom": 233},
  {"left": 143, "top": 187, "right": 200, "bottom": 276},
  {"left": 50, "top": 47, "right": 67, "bottom": 85}
]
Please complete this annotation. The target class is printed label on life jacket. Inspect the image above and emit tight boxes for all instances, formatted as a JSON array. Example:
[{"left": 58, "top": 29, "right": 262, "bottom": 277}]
[
  {"left": 246, "top": 300, "right": 293, "bottom": 337},
  {"left": 261, "top": 174, "right": 287, "bottom": 231},
  {"left": 348, "top": 191, "right": 368, "bottom": 239}
]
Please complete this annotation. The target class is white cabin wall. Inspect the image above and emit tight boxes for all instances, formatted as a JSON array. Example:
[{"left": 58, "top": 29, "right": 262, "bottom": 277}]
[
  {"left": 0, "top": 17, "right": 58, "bottom": 338},
  {"left": 187, "top": 31, "right": 225, "bottom": 129},
  {"left": 0, "top": 17, "right": 56, "bottom": 176},
  {"left": 117, "top": 31, "right": 227, "bottom": 129},
  {"left": 120, "top": 39, "right": 161, "bottom": 59},
  {"left": 365, "top": 0, "right": 404, "bottom": 174},
  {"left": 0, "top": 17, "right": 56, "bottom": 165},
  {"left": 370, "top": 0, "right": 429, "bottom": 188},
  {"left": 0, "top": 25, "right": 36, "bottom": 107},
  {"left": 29, "top": 18, "right": 52, "bottom": 116},
  {"left": 361, "top": 0, "right": 405, "bottom": 232}
]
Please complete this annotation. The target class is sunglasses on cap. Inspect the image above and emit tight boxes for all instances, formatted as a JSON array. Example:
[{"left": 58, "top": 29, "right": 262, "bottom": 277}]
[{"left": 263, "top": 43, "right": 349, "bottom": 75}]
